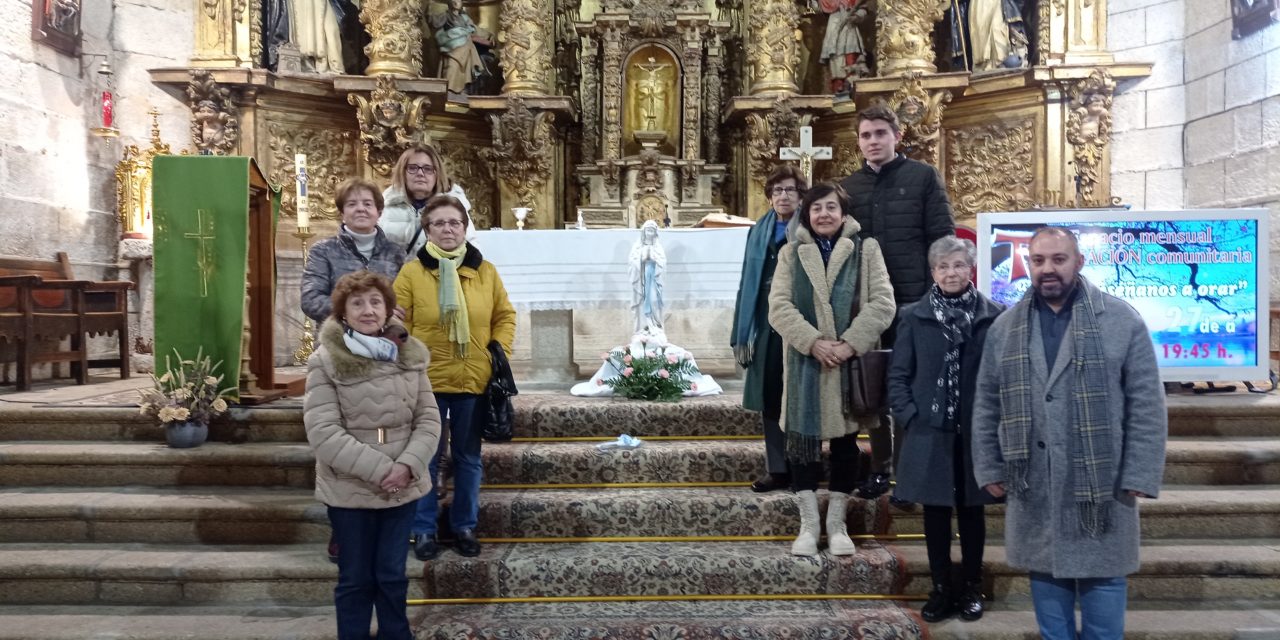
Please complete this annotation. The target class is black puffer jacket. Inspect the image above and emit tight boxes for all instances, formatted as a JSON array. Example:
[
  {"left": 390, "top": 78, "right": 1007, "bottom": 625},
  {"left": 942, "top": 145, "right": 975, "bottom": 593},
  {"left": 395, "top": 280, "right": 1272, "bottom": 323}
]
[{"left": 839, "top": 155, "right": 955, "bottom": 306}]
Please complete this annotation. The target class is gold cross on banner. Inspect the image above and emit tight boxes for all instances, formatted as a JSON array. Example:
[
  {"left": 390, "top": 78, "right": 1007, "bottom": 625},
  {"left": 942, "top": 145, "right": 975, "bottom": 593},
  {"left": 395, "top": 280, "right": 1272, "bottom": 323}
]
[
  {"left": 779, "top": 126, "right": 833, "bottom": 186},
  {"left": 184, "top": 209, "right": 217, "bottom": 298}
]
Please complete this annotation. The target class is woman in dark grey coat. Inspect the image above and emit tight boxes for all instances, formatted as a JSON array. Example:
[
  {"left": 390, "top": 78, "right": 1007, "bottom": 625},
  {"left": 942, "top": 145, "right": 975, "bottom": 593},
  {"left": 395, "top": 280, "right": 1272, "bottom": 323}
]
[{"left": 887, "top": 236, "right": 1002, "bottom": 623}]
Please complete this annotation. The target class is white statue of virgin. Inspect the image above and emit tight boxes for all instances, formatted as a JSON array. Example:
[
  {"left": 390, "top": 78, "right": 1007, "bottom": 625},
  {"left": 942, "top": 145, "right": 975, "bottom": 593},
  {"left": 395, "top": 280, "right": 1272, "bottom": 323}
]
[{"left": 627, "top": 220, "right": 667, "bottom": 338}]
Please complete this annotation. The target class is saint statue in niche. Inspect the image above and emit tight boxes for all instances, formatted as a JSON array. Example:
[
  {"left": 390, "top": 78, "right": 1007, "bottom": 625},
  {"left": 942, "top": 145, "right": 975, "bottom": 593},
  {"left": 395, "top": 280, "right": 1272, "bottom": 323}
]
[
  {"left": 628, "top": 220, "right": 667, "bottom": 336},
  {"left": 432, "top": 0, "right": 494, "bottom": 94},
  {"left": 945, "top": 0, "right": 1029, "bottom": 71},
  {"left": 817, "top": 0, "right": 871, "bottom": 97}
]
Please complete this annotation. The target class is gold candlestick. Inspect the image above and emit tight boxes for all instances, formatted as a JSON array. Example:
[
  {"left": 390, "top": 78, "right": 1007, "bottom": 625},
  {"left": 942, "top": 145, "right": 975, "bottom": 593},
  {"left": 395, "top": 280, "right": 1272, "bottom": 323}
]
[{"left": 293, "top": 227, "right": 317, "bottom": 364}]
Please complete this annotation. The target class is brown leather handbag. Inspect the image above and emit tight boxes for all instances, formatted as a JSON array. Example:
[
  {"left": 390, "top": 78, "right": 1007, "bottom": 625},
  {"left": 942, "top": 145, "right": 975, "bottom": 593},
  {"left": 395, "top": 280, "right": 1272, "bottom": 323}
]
[{"left": 844, "top": 235, "right": 891, "bottom": 417}]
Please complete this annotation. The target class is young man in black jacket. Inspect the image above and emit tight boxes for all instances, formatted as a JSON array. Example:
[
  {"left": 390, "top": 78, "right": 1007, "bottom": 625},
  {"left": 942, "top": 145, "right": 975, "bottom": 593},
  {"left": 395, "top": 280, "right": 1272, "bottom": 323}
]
[{"left": 839, "top": 102, "right": 955, "bottom": 501}]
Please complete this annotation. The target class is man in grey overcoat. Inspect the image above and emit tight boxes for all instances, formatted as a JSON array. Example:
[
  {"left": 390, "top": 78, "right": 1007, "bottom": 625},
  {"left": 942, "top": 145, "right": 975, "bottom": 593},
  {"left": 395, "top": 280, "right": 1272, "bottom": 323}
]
[{"left": 971, "top": 227, "right": 1167, "bottom": 640}]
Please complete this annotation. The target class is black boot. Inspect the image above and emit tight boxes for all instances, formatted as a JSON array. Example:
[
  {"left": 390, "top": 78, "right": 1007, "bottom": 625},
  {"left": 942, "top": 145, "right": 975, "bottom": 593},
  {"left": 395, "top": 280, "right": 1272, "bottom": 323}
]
[
  {"left": 958, "top": 579, "right": 984, "bottom": 621},
  {"left": 920, "top": 583, "right": 956, "bottom": 623}
]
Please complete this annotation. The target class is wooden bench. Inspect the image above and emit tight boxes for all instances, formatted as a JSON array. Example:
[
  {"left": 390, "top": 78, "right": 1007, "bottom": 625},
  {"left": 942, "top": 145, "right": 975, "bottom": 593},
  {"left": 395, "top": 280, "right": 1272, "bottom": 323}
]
[{"left": 0, "top": 252, "right": 133, "bottom": 390}]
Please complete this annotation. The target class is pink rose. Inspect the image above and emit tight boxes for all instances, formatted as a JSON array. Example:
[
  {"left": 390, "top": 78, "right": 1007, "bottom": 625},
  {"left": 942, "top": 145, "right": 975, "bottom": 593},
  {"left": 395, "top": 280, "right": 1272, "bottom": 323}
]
[
  {"left": 646, "top": 350, "right": 656, "bottom": 358},
  {"left": 666, "top": 354, "right": 678, "bottom": 364},
  {"left": 622, "top": 367, "right": 634, "bottom": 377},
  {"left": 623, "top": 354, "right": 633, "bottom": 365},
  {"left": 658, "top": 369, "right": 670, "bottom": 379},
  {"left": 691, "top": 383, "right": 699, "bottom": 392}
]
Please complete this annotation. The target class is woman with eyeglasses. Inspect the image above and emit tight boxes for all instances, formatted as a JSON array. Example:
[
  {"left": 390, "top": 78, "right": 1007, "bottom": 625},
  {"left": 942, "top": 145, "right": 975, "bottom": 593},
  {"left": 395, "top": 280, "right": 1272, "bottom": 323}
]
[
  {"left": 380, "top": 143, "right": 475, "bottom": 258},
  {"left": 394, "top": 194, "right": 515, "bottom": 562}
]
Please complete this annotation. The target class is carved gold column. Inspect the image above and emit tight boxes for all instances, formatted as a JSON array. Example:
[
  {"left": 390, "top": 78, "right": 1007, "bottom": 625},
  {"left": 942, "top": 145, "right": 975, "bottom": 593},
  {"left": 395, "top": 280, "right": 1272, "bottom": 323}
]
[
  {"left": 746, "top": 0, "right": 800, "bottom": 95},
  {"left": 361, "top": 0, "right": 424, "bottom": 77},
  {"left": 1064, "top": 69, "right": 1117, "bottom": 207},
  {"left": 192, "top": 0, "right": 254, "bottom": 68},
  {"left": 499, "top": 0, "right": 555, "bottom": 95},
  {"left": 599, "top": 24, "right": 626, "bottom": 199},
  {"left": 875, "top": 0, "right": 949, "bottom": 77}
]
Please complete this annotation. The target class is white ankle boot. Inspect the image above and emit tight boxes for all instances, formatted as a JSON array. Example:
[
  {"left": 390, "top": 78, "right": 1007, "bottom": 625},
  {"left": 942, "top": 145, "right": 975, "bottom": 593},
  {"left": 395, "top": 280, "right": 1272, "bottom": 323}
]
[
  {"left": 791, "top": 490, "right": 821, "bottom": 556},
  {"left": 826, "top": 491, "right": 856, "bottom": 556}
]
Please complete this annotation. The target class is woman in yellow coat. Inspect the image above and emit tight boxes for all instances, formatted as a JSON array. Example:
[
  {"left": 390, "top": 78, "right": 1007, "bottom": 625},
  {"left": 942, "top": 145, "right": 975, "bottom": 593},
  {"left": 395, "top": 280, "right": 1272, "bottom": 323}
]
[{"left": 394, "top": 194, "right": 516, "bottom": 561}]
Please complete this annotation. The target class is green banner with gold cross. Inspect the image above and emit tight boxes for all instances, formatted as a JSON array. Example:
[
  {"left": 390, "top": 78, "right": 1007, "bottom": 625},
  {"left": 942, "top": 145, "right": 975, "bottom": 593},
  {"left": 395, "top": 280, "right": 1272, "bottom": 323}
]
[{"left": 152, "top": 155, "right": 256, "bottom": 400}]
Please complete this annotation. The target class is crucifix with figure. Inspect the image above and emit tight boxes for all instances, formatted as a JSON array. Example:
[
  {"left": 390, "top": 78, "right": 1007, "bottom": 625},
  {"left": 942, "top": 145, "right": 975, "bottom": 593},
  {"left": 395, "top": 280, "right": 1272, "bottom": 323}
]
[{"left": 779, "top": 126, "right": 832, "bottom": 185}]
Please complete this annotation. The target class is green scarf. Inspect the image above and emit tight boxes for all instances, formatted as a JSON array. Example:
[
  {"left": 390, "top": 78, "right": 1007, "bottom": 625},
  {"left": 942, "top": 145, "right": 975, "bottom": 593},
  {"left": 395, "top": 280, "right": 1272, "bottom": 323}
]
[
  {"left": 425, "top": 241, "right": 470, "bottom": 357},
  {"left": 999, "top": 278, "right": 1114, "bottom": 536}
]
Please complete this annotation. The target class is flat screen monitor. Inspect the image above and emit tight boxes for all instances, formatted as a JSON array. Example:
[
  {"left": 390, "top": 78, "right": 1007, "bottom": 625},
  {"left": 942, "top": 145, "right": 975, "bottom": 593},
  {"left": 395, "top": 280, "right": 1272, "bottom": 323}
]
[{"left": 976, "top": 209, "right": 1270, "bottom": 382}]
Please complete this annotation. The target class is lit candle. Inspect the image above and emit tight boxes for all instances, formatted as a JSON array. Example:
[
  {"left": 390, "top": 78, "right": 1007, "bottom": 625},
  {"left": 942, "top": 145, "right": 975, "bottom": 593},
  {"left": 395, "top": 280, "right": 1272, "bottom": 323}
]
[
  {"left": 101, "top": 91, "right": 113, "bottom": 129},
  {"left": 295, "top": 153, "right": 309, "bottom": 229}
]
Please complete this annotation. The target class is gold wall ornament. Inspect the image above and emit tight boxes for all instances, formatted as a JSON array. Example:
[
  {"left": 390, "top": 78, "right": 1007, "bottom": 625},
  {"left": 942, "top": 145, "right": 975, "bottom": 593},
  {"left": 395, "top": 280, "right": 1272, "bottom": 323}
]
[
  {"left": 438, "top": 140, "right": 498, "bottom": 230},
  {"left": 360, "top": 0, "right": 424, "bottom": 77},
  {"left": 743, "top": 98, "right": 800, "bottom": 183},
  {"left": 115, "top": 109, "right": 174, "bottom": 239},
  {"left": 746, "top": 0, "right": 801, "bottom": 95},
  {"left": 187, "top": 70, "right": 240, "bottom": 156},
  {"left": 580, "top": 34, "right": 601, "bottom": 164},
  {"left": 945, "top": 120, "right": 1037, "bottom": 224},
  {"left": 267, "top": 122, "right": 358, "bottom": 224},
  {"left": 498, "top": 0, "right": 554, "bottom": 95},
  {"left": 193, "top": 0, "right": 253, "bottom": 67},
  {"left": 480, "top": 97, "right": 558, "bottom": 213},
  {"left": 600, "top": 25, "right": 626, "bottom": 169},
  {"left": 823, "top": 141, "right": 863, "bottom": 182},
  {"left": 1064, "top": 68, "right": 1116, "bottom": 207},
  {"left": 889, "top": 72, "right": 952, "bottom": 167},
  {"left": 347, "top": 75, "right": 432, "bottom": 177},
  {"left": 875, "top": 0, "right": 949, "bottom": 76}
]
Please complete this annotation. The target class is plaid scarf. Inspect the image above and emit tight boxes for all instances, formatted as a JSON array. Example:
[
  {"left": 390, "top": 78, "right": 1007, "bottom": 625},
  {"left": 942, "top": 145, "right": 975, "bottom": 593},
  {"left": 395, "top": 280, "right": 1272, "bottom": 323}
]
[
  {"left": 927, "top": 283, "right": 976, "bottom": 427},
  {"left": 999, "top": 278, "right": 1114, "bottom": 537}
]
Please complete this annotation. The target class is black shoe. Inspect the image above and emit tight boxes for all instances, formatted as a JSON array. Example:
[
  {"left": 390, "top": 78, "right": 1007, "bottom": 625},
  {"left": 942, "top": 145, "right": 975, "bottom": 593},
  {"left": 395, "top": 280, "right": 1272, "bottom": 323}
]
[
  {"left": 856, "top": 473, "right": 891, "bottom": 500},
  {"left": 750, "top": 473, "right": 790, "bottom": 493},
  {"left": 958, "top": 580, "right": 984, "bottom": 621},
  {"left": 454, "top": 528, "right": 481, "bottom": 557},
  {"left": 411, "top": 534, "right": 441, "bottom": 561},
  {"left": 889, "top": 496, "right": 916, "bottom": 509},
  {"left": 920, "top": 583, "right": 956, "bottom": 623},
  {"left": 326, "top": 535, "right": 339, "bottom": 564}
]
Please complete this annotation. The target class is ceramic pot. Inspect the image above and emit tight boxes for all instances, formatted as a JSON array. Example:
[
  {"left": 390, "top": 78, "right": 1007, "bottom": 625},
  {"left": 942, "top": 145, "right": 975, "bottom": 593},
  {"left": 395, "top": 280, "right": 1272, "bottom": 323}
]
[{"left": 165, "top": 420, "right": 209, "bottom": 448}]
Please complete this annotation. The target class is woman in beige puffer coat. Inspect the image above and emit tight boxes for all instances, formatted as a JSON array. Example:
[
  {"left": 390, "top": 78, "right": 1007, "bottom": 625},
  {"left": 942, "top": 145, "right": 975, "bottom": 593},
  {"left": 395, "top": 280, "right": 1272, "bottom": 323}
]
[{"left": 304, "top": 271, "right": 441, "bottom": 640}]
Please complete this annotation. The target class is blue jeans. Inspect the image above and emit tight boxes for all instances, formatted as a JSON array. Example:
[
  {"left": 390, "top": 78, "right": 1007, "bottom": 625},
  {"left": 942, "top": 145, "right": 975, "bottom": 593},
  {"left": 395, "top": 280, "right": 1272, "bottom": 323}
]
[
  {"left": 1030, "top": 573, "right": 1128, "bottom": 640},
  {"left": 327, "top": 501, "right": 416, "bottom": 640},
  {"left": 411, "top": 393, "right": 482, "bottom": 536}
]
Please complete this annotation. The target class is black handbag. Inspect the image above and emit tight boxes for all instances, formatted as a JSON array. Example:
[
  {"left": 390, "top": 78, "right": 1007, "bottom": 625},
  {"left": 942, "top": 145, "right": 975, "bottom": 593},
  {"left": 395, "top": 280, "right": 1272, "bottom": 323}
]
[
  {"left": 480, "top": 340, "right": 517, "bottom": 442},
  {"left": 843, "top": 235, "right": 891, "bottom": 417}
]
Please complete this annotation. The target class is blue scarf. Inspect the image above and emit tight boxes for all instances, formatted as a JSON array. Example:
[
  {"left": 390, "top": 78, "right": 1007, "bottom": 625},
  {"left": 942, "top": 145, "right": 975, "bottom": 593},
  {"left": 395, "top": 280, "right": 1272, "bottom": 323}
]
[{"left": 731, "top": 209, "right": 781, "bottom": 364}]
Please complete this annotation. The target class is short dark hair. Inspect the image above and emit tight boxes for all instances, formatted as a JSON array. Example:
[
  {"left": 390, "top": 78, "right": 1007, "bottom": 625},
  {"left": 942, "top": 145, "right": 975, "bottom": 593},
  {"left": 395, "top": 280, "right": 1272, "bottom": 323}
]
[
  {"left": 796, "top": 182, "right": 853, "bottom": 236},
  {"left": 330, "top": 271, "right": 396, "bottom": 322},
  {"left": 1030, "top": 226, "right": 1081, "bottom": 254},
  {"left": 764, "top": 164, "right": 809, "bottom": 198},
  {"left": 857, "top": 101, "right": 901, "bottom": 134},
  {"left": 334, "top": 177, "right": 385, "bottom": 212},
  {"left": 420, "top": 194, "right": 469, "bottom": 229}
]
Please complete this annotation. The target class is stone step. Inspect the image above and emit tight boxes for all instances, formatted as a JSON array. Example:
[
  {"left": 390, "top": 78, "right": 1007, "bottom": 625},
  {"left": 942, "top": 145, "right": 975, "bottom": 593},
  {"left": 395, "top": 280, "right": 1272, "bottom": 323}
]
[
  {"left": 886, "top": 487, "right": 1280, "bottom": 540},
  {"left": 0, "top": 540, "right": 1274, "bottom": 607},
  {"left": 476, "top": 487, "right": 887, "bottom": 538},
  {"left": 1165, "top": 393, "right": 1280, "bottom": 438},
  {"left": 0, "top": 601, "right": 1275, "bottom": 640},
  {"left": 0, "top": 442, "right": 315, "bottom": 488}
]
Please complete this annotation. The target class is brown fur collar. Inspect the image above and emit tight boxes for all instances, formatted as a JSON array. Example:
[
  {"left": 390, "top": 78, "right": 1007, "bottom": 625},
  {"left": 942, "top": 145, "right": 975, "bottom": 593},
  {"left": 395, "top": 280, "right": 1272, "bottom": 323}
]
[{"left": 318, "top": 319, "right": 428, "bottom": 381}]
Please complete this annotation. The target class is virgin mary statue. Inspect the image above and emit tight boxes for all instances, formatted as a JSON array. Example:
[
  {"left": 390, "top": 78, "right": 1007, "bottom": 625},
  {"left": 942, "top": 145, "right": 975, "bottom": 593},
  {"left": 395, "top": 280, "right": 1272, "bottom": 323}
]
[{"left": 627, "top": 220, "right": 666, "bottom": 336}]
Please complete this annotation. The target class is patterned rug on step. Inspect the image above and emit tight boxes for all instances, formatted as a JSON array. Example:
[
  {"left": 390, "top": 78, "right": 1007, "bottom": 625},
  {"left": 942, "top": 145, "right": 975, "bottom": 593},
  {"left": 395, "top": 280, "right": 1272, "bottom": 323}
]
[{"left": 414, "top": 598, "right": 925, "bottom": 639}]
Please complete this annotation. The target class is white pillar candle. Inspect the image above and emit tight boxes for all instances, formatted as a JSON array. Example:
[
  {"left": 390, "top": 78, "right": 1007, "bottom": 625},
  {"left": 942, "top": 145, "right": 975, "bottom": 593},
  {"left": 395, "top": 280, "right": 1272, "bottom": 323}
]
[{"left": 295, "top": 153, "right": 310, "bottom": 229}]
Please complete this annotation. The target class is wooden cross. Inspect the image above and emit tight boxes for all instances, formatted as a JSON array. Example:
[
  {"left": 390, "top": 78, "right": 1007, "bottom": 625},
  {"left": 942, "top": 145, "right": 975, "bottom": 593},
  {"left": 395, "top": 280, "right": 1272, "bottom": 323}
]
[
  {"left": 184, "top": 208, "right": 217, "bottom": 298},
  {"left": 779, "top": 126, "right": 832, "bottom": 186}
]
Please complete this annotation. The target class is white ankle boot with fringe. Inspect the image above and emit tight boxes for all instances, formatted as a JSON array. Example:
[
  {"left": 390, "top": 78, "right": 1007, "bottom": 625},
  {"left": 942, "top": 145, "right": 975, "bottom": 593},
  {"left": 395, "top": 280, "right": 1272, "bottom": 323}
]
[
  {"left": 791, "top": 490, "right": 821, "bottom": 556},
  {"left": 826, "top": 491, "right": 856, "bottom": 556}
]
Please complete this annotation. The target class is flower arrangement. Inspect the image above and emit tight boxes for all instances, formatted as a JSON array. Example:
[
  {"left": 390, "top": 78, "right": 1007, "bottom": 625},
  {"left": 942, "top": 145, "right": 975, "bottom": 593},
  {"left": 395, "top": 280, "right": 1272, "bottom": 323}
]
[
  {"left": 139, "top": 349, "right": 237, "bottom": 426},
  {"left": 600, "top": 340, "right": 698, "bottom": 402}
]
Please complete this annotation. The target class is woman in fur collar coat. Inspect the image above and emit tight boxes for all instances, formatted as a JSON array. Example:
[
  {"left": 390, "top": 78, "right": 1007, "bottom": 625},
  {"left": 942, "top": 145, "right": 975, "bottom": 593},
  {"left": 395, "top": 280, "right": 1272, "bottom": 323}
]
[
  {"left": 304, "top": 271, "right": 441, "bottom": 640},
  {"left": 768, "top": 182, "right": 896, "bottom": 557}
]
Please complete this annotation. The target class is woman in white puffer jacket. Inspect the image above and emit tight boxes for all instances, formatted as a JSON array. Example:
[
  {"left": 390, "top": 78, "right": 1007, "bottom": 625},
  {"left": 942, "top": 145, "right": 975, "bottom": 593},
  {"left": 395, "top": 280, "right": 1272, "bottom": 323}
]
[{"left": 380, "top": 143, "right": 476, "bottom": 258}]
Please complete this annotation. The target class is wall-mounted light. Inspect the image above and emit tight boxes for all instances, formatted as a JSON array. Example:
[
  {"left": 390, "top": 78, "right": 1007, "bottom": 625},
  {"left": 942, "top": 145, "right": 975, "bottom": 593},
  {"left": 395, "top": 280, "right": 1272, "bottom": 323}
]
[{"left": 82, "top": 53, "right": 119, "bottom": 140}]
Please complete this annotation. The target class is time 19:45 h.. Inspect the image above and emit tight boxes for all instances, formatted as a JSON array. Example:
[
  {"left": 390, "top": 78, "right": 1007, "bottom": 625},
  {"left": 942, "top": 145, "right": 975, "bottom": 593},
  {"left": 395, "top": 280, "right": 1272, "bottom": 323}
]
[{"left": 1162, "top": 343, "right": 1227, "bottom": 359}]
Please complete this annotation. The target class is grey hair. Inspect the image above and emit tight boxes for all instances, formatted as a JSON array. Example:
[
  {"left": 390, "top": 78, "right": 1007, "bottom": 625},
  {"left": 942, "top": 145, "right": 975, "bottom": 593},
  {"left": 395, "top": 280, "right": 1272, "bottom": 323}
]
[{"left": 928, "top": 235, "right": 976, "bottom": 268}]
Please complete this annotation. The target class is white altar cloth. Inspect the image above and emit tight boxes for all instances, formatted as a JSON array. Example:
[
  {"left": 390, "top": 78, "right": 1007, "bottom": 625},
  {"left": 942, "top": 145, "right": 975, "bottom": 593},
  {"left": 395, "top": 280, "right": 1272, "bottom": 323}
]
[{"left": 469, "top": 228, "right": 749, "bottom": 310}]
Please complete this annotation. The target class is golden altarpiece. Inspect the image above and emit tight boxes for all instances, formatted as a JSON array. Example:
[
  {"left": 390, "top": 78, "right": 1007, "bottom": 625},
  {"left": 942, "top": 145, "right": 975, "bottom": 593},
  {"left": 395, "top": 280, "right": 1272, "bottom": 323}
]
[{"left": 140, "top": 0, "right": 1150, "bottom": 242}]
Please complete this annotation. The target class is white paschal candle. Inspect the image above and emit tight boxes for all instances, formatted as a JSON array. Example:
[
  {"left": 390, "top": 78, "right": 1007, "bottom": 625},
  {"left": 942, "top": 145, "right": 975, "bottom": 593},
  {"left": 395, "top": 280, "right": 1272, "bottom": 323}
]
[{"left": 295, "top": 153, "right": 309, "bottom": 229}]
